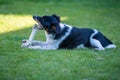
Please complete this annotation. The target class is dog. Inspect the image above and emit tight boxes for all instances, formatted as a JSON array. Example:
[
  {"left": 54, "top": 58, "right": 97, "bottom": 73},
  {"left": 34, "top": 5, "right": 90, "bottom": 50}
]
[{"left": 21, "top": 14, "right": 116, "bottom": 50}]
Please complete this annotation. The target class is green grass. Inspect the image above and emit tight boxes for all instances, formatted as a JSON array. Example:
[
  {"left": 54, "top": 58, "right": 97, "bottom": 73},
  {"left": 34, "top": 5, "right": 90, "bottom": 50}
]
[{"left": 0, "top": 0, "right": 120, "bottom": 80}]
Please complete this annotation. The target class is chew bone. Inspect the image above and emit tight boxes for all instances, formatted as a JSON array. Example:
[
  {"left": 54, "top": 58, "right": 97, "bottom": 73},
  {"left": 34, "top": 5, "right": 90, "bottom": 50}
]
[{"left": 34, "top": 24, "right": 43, "bottom": 30}]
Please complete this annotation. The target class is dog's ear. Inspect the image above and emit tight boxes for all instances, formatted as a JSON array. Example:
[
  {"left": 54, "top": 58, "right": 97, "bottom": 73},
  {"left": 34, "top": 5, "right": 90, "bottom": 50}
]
[
  {"left": 51, "top": 24, "right": 61, "bottom": 35},
  {"left": 52, "top": 14, "right": 60, "bottom": 23}
]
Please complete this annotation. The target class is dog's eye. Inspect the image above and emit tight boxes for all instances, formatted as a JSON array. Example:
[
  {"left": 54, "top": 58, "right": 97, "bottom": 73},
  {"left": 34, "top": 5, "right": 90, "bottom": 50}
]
[{"left": 50, "top": 24, "right": 54, "bottom": 26}]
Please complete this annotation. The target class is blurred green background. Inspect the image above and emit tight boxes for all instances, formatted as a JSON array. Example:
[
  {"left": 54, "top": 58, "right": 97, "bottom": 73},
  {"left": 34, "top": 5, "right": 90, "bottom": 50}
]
[{"left": 0, "top": 0, "right": 120, "bottom": 80}]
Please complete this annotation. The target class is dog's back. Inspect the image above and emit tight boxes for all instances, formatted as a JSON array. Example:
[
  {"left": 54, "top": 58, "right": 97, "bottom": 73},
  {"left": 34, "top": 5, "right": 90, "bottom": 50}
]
[
  {"left": 58, "top": 26, "right": 94, "bottom": 49},
  {"left": 58, "top": 24, "right": 116, "bottom": 50}
]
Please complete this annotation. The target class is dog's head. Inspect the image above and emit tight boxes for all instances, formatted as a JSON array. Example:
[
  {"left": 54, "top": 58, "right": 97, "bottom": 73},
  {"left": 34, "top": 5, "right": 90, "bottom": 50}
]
[{"left": 33, "top": 14, "right": 61, "bottom": 35}]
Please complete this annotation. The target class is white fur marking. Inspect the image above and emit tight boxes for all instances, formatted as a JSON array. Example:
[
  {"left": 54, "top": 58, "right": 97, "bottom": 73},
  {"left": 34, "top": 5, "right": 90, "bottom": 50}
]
[
  {"left": 56, "top": 24, "right": 72, "bottom": 45},
  {"left": 59, "top": 23, "right": 65, "bottom": 30},
  {"left": 105, "top": 44, "right": 116, "bottom": 49},
  {"left": 77, "top": 44, "right": 85, "bottom": 49},
  {"left": 90, "top": 29, "right": 105, "bottom": 50}
]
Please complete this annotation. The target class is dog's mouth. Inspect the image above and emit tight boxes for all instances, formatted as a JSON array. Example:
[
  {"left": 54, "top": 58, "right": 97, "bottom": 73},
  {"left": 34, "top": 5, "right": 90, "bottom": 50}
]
[{"left": 33, "top": 15, "right": 44, "bottom": 30}]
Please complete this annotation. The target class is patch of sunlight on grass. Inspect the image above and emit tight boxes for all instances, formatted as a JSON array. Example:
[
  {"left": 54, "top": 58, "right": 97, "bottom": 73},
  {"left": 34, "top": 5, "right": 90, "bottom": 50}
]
[
  {"left": 0, "top": 14, "right": 68, "bottom": 34},
  {"left": 0, "top": 14, "right": 34, "bottom": 34},
  {"left": 61, "top": 16, "right": 68, "bottom": 21}
]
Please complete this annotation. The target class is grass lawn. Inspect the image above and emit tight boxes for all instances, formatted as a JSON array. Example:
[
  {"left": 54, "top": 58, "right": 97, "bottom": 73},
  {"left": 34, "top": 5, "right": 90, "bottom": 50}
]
[{"left": 0, "top": 0, "right": 120, "bottom": 80}]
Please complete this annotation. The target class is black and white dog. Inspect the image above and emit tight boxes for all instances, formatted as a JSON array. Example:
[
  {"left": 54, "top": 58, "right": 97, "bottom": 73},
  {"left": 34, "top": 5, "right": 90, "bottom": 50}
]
[{"left": 21, "top": 14, "right": 116, "bottom": 50}]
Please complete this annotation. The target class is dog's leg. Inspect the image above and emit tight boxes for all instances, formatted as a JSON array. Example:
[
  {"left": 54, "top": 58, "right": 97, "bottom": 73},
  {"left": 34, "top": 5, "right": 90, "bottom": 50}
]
[
  {"left": 90, "top": 29, "right": 105, "bottom": 51},
  {"left": 21, "top": 25, "right": 39, "bottom": 47},
  {"left": 91, "top": 39, "right": 105, "bottom": 51},
  {"left": 27, "top": 25, "right": 38, "bottom": 44},
  {"left": 26, "top": 41, "right": 57, "bottom": 50}
]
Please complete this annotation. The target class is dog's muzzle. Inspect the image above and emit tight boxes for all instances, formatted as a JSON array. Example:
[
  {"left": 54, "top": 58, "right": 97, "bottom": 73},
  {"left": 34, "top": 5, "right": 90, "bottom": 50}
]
[{"left": 33, "top": 15, "right": 44, "bottom": 30}]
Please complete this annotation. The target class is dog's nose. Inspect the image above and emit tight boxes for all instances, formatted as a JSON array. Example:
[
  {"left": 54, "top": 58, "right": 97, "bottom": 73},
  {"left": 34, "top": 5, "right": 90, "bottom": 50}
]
[{"left": 33, "top": 15, "right": 39, "bottom": 19}]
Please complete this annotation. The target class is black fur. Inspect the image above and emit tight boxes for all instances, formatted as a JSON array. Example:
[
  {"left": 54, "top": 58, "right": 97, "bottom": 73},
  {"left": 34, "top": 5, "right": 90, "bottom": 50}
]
[
  {"left": 59, "top": 26, "right": 94, "bottom": 49},
  {"left": 54, "top": 25, "right": 69, "bottom": 39}
]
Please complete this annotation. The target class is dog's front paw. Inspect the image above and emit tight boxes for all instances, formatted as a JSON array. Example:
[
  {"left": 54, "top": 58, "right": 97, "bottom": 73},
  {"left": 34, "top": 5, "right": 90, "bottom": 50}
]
[{"left": 21, "top": 39, "right": 32, "bottom": 48}]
